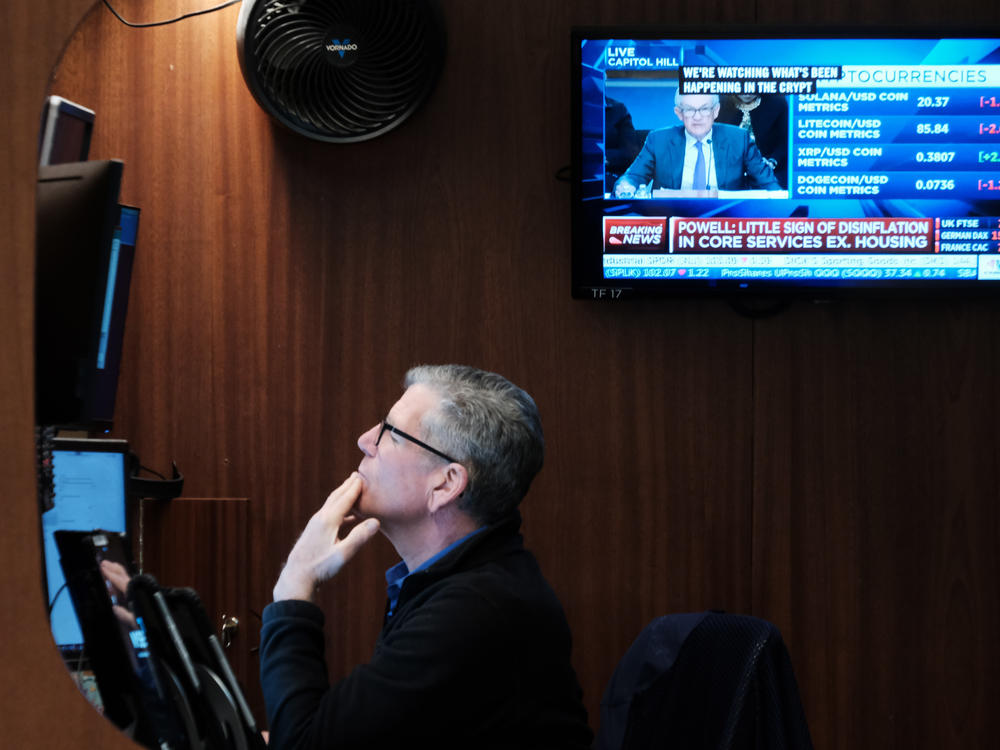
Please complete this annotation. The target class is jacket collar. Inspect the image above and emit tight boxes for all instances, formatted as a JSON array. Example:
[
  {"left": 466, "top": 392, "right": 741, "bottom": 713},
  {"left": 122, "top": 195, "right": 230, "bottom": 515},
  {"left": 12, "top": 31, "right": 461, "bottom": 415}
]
[{"left": 391, "top": 510, "right": 524, "bottom": 611}]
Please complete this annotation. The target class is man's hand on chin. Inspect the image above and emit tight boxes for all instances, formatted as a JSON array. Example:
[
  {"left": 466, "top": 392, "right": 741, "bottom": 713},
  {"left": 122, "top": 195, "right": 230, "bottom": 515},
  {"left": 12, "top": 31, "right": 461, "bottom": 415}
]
[{"left": 273, "top": 473, "right": 381, "bottom": 602}]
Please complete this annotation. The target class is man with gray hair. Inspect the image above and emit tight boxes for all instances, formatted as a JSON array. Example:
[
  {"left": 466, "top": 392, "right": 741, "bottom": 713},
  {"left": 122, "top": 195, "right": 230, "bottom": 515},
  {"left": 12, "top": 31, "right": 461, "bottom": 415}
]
[
  {"left": 260, "top": 365, "right": 593, "bottom": 749},
  {"left": 613, "top": 91, "right": 781, "bottom": 197}
]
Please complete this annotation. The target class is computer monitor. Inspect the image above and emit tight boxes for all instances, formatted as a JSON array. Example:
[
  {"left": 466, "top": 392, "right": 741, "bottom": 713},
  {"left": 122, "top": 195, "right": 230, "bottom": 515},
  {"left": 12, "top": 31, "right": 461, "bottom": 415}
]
[
  {"left": 42, "top": 438, "right": 130, "bottom": 657},
  {"left": 36, "top": 159, "right": 136, "bottom": 430},
  {"left": 38, "top": 95, "right": 95, "bottom": 167}
]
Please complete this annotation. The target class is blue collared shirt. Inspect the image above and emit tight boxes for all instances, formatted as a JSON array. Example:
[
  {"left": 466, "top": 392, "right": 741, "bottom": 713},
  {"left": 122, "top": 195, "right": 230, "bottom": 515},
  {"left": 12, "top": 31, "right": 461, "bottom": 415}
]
[{"left": 384, "top": 527, "right": 486, "bottom": 618}]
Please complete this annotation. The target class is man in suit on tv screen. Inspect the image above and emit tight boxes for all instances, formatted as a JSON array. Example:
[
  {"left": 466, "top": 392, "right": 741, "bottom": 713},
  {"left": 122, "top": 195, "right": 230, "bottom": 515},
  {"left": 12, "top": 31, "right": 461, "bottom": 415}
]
[{"left": 613, "top": 91, "right": 781, "bottom": 197}]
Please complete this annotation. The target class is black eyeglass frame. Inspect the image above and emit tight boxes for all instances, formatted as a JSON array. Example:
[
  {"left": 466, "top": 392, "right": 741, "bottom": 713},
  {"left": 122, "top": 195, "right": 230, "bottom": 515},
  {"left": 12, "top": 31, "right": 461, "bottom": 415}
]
[{"left": 376, "top": 420, "right": 460, "bottom": 464}]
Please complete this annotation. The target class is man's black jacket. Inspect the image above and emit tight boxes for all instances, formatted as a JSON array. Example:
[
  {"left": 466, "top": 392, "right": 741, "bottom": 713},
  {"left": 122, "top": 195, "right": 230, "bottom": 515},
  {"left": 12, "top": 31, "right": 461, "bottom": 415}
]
[{"left": 260, "top": 511, "right": 593, "bottom": 749}]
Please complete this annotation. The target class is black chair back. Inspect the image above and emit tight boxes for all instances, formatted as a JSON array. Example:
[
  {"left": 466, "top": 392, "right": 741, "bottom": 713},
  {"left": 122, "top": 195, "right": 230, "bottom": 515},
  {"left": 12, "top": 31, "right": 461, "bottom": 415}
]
[{"left": 597, "top": 612, "right": 814, "bottom": 750}]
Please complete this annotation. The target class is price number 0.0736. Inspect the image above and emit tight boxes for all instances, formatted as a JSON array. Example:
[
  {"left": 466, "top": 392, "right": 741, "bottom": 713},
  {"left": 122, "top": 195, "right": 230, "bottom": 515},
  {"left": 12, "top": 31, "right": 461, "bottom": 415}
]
[{"left": 915, "top": 178, "right": 955, "bottom": 191}]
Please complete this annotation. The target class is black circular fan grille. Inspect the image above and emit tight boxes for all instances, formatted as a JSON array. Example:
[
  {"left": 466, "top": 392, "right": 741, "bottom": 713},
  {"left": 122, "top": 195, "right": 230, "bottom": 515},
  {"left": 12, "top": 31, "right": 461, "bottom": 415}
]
[{"left": 238, "top": 0, "right": 445, "bottom": 142}]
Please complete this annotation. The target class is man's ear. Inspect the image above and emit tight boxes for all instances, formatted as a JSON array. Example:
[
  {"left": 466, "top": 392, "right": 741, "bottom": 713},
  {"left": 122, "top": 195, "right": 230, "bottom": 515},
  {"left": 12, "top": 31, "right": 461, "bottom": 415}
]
[
  {"left": 427, "top": 463, "right": 469, "bottom": 514},
  {"left": 674, "top": 106, "right": 684, "bottom": 123}
]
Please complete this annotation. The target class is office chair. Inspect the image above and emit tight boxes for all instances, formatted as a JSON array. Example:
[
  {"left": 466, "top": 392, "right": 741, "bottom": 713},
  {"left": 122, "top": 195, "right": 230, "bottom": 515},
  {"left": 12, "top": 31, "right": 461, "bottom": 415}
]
[{"left": 597, "top": 611, "right": 814, "bottom": 750}]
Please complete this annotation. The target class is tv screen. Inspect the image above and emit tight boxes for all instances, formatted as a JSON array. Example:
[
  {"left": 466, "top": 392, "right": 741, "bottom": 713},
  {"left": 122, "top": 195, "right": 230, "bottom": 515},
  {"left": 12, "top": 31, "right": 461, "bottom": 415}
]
[
  {"left": 571, "top": 28, "right": 1000, "bottom": 299},
  {"left": 36, "top": 160, "right": 137, "bottom": 429}
]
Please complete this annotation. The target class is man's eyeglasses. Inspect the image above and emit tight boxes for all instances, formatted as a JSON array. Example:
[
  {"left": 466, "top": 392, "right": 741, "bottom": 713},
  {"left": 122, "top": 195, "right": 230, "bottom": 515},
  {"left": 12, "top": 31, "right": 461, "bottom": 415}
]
[
  {"left": 376, "top": 419, "right": 459, "bottom": 464},
  {"left": 677, "top": 104, "right": 717, "bottom": 117}
]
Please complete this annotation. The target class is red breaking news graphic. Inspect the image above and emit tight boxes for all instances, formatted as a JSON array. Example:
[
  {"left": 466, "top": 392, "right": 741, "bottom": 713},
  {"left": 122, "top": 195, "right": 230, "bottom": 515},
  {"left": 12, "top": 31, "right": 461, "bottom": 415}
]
[
  {"left": 668, "top": 217, "right": 936, "bottom": 253},
  {"left": 604, "top": 217, "right": 668, "bottom": 252}
]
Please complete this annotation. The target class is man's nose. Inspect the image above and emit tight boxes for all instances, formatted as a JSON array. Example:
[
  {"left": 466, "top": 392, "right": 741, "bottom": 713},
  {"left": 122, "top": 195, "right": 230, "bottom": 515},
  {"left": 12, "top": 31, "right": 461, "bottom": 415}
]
[{"left": 358, "top": 423, "right": 379, "bottom": 456}]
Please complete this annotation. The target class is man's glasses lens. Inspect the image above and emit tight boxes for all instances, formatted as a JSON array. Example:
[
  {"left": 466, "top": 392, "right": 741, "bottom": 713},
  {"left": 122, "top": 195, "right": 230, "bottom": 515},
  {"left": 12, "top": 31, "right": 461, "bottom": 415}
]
[
  {"left": 376, "top": 420, "right": 459, "bottom": 464},
  {"left": 680, "top": 105, "right": 715, "bottom": 116}
]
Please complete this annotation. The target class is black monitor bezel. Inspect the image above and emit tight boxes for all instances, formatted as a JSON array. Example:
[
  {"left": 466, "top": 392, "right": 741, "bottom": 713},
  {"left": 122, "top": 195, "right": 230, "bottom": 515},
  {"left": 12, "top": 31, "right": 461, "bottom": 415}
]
[{"left": 35, "top": 159, "right": 130, "bottom": 427}]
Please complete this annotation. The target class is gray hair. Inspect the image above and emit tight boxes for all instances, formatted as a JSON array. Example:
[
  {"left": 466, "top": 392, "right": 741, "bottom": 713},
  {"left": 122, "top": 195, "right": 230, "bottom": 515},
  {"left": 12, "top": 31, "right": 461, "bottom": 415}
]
[
  {"left": 674, "top": 90, "right": 720, "bottom": 108},
  {"left": 404, "top": 364, "right": 544, "bottom": 525}
]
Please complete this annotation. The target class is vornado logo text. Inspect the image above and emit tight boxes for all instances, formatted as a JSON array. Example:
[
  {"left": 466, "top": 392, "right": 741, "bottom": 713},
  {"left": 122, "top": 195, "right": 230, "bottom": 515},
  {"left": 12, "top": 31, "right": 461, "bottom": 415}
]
[
  {"left": 326, "top": 39, "right": 359, "bottom": 57},
  {"left": 604, "top": 217, "right": 667, "bottom": 251},
  {"left": 323, "top": 28, "right": 361, "bottom": 68}
]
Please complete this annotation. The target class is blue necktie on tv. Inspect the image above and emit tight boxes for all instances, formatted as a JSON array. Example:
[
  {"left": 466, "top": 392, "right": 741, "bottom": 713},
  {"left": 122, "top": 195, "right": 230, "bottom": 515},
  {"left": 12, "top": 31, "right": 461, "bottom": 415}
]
[{"left": 693, "top": 140, "right": 707, "bottom": 190}]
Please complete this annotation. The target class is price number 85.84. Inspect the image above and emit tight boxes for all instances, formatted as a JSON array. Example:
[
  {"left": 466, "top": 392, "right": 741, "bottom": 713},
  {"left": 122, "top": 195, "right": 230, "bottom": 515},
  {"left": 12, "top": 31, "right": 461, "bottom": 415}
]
[{"left": 916, "top": 122, "right": 950, "bottom": 135}]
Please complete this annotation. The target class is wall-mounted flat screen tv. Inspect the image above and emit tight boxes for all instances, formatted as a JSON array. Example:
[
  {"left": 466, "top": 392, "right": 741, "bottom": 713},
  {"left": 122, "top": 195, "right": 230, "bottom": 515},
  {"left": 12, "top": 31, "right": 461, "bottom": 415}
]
[{"left": 571, "top": 28, "right": 1000, "bottom": 299}]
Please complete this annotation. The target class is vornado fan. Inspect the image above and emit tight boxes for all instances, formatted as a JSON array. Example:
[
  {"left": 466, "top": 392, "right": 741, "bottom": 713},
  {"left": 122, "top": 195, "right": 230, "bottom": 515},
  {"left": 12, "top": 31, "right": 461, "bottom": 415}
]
[{"left": 236, "top": 0, "right": 446, "bottom": 143}]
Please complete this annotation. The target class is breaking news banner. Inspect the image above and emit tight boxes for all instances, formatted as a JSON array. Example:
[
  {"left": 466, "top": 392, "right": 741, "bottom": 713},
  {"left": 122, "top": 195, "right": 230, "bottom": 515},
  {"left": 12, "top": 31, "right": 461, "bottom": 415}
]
[
  {"left": 604, "top": 217, "right": 669, "bottom": 252},
  {"left": 667, "top": 217, "right": 935, "bottom": 252}
]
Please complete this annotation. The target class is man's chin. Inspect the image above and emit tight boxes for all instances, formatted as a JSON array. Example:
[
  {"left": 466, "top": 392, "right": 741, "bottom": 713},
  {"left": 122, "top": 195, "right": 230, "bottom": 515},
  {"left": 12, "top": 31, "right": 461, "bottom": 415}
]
[{"left": 351, "top": 490, "right": 376, "bottom": 522}]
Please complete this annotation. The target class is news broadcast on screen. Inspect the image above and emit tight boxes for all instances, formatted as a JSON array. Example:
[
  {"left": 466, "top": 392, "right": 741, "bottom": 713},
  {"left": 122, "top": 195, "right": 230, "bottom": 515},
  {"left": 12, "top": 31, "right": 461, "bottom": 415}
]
[{"left": 571, "top": 29, "right": 1000, "bottom": 297}]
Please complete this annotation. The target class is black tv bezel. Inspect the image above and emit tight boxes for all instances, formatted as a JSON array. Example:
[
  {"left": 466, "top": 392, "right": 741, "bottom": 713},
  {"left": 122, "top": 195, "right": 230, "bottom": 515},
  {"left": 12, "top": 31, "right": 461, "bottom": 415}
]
[{"left": 570, "top": 25, "right": 1000, "bottom": 301}]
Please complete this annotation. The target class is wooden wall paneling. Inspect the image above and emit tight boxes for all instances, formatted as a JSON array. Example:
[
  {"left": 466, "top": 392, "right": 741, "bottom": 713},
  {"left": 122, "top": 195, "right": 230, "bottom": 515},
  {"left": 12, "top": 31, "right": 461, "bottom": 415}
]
[
  {"left": 138, "top": 497, "right": 260, "bottom": 723},
  {"left": 528, "top": 299, "right": 756, "bottom": 725},
  {"left": 1, "top": 0, "right": 140, "bottom": 745},
  {"left": 752, "top": 300, "right": 1000, "bottom": 749}
]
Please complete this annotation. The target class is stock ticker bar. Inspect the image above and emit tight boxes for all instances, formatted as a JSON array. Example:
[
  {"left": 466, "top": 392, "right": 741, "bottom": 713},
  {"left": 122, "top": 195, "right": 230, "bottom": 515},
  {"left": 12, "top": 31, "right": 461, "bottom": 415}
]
[{"left": 602, "top": 252, "right": 1000, "bottom": 281}]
